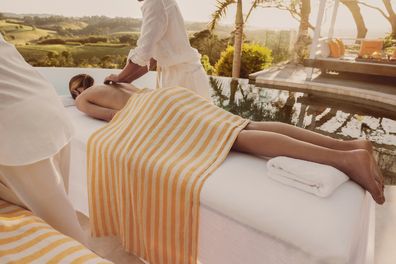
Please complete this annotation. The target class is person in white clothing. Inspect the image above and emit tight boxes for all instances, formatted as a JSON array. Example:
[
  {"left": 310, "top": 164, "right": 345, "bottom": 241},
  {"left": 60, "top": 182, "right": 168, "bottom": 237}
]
[
  {"left": 0, "top": 34, "right": 85, "bottom": 243},
  {"left": 104, "top": 0, "right": 211, "bottom": 100}
]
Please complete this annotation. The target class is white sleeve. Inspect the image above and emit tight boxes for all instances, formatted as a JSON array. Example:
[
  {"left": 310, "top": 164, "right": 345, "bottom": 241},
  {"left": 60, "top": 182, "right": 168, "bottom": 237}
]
[{"left": 128, "top": 0, "right": 168, "bottom": 66}]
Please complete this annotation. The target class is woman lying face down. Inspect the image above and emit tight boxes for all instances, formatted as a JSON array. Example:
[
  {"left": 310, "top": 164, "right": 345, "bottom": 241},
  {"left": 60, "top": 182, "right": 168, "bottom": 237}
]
[
  {"left": 69, "top": 74, "right": 140, "bottom": 122},
  {"left": 69, "top": 74, "right": 385, "bottom": 204}
]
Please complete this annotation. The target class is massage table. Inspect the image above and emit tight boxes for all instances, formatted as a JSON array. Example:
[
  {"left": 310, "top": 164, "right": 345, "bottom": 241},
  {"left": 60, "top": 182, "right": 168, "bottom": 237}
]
[{"left": 38, "top": 67, "right": 375, "bottom": 264}]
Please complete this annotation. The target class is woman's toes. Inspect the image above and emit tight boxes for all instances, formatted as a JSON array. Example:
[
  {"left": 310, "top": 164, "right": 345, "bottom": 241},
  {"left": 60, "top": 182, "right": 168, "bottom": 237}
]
[{"left": 372, "top": 182, "right": 385, "bottom": 204}]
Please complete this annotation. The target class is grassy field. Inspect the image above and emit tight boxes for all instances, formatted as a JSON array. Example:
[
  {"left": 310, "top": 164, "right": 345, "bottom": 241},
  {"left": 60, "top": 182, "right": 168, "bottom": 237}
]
[
  {"left": 56, "top": 21, "right": 87, "bottom": 30},
  {"left": 0, "top": 20, "right": 55, "bottom": 45},
  {"left": 110, "top": 31, "right": 140, "bottom": 36},
  {"left": 17, "top": 44, "right": 131, "bottom": 61},
  {"left": 0, "top": 19, "right": 133, "bottom": 65}
]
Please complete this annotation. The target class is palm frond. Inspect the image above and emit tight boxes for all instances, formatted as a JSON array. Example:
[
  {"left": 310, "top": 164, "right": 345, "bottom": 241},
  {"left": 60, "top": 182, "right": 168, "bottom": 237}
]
[{"left": 208, "top": 0, "right": 236, "bottom": 31}]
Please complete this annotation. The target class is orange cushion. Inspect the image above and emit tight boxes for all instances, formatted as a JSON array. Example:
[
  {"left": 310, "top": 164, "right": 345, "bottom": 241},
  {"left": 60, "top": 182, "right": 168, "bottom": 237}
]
[
  {"left": 328, "top": 40, "right": 341, "bottom": 58},
  {"left": 359, "top": 40, "right": 383, "bottom": 57},
  {"left": 335, "top": 39, "right": 345, "bottom": 56}
]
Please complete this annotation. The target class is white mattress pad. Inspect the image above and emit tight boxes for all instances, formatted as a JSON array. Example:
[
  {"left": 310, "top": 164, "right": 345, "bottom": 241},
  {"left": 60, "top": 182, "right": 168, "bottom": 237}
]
[
  {"left": 35, "top": 67, "right": 370, "bottom": 263},
  {"left": 65, "top": 106, "right": 367, "bottom": 263}
]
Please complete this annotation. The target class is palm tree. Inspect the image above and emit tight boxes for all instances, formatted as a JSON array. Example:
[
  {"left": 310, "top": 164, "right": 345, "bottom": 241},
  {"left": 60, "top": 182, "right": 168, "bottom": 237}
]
[
  {"left": 209, "top": 0, "right": 262, "bottom": 79},
  {"left": 232, "top": 0, "right": 243, "bottom": 78}
]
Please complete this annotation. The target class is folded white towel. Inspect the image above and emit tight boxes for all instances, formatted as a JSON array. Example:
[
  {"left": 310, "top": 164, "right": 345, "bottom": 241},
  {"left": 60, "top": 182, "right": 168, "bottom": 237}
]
[{"left": 267, "top": 156, "right": 349, "bottom": 197}]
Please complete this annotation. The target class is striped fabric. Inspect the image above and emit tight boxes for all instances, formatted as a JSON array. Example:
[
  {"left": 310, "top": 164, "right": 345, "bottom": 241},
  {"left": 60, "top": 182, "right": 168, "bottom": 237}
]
[
  {"left": 87, "top": 86, "right": 249, "bottom": 264},
  {"left": 0, "top": 200, "right": 112, "bottom": 264}
]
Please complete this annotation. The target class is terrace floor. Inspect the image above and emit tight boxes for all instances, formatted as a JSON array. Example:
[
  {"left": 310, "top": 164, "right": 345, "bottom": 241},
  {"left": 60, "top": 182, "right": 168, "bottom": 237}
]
[
  {"left": 249, "top": 64, "right": 396, "bottom": 115},
  {"left": 79, "top": 187, "right": 396, "bottom": 264}
]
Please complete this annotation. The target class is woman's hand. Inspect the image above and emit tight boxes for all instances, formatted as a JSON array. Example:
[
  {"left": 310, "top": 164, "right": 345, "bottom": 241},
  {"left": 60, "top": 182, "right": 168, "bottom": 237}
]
[{"left": 104, "top": 74, "right": 120, "bottom": 85}]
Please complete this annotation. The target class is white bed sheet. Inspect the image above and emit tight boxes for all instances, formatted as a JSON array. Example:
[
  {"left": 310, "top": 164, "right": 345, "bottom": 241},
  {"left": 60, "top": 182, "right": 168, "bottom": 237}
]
[{"left": 65, "top": 106, "right": 371, "bottom": 264}]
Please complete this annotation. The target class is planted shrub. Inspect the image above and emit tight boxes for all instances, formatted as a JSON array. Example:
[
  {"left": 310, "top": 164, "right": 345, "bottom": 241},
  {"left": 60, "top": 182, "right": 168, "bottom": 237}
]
[
  {"left": 38, "top": 38, "right": 66, "bottom": 45},
  {"left": 215, "top": 43, "right": 272, "bottom": 78},
  {"left": 201, "top": 55, "right": 215, "bottom": 75}
]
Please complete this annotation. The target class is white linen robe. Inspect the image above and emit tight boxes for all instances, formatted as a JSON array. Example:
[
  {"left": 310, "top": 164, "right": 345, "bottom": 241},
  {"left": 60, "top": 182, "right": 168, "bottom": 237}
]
[
  {"left": 0, "top": 35, "right": 84, "bottom": 242},
  {"left": 128, "top": 0, "right": 211, "bottom": 100},
  {"left": 0, "top": 34, "right": 73, "bottom": 166}
]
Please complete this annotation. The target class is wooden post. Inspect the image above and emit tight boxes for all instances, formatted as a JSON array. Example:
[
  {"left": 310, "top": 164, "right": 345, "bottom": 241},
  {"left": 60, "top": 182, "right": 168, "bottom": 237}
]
[
  {"left": 328, "top": 0, "right": 340, "bottom": 39},
  {"left": 307, "top": 0, "right": 327, "bottom": 80},
  {"left": 309, "top": 0, "right": 327, "bottom": 59}
]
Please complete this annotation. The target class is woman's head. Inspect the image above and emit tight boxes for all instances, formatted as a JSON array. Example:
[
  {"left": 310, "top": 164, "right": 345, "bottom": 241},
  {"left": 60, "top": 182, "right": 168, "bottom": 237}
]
[{"left": 69, "top": 74, "right": 95, "bottom": 99}]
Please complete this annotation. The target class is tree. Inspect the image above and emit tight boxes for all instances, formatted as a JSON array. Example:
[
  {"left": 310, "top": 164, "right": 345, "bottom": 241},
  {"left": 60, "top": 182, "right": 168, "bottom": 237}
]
[
  {"left": 340, "top": 0, "right": 367, "bottom": 39},
  {"left": 232, "top": 0, "right": 244, "bottom": 78},
  {"left": 201, "top": 55, "right": 216, "bottom": 75},
  {"left": 189, "top": 29, "right": 230, "bottom": 65},
  {"left": 359, "top": 0, "right": 396, "bottom": 38},
  {"left": 294, "top": 0, "right": 311, "bottom": 62},
  {"left": 254, "top": 0, "right": 313, "bottom": 62},
  {"left": 255, "top": 0, "right": 315, "bottom": 31},
  {"left": 210, "top": 0, "right": 267, "bottom": 79},
  {"left": 298, "top": 0, "right": 311, "bottom": 36}
]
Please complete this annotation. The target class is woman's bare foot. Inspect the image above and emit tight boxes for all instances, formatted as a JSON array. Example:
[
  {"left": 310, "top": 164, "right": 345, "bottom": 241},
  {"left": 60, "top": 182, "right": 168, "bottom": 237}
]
[
  {"left": 370, "top": 154, "right": 385, "bottom": 187},
  {"left": 343, "top": 149, "right": 385, "bottom": 204},
  {"left": 353, "top": 140, "right": 385, "bottom": 187},
  {"left": 348, "top": 139, "right": 373, "bottom": 153}
]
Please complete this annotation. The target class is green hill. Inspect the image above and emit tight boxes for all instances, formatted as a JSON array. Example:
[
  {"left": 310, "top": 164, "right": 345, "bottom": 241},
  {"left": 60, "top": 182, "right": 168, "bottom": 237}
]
[{"left": 0, "top": 20, "right": 55, "bottom": 45}]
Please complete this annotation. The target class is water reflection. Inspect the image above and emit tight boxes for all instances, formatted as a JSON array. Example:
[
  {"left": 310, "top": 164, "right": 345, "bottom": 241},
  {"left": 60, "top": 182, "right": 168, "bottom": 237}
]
[{"left": 209, "top": 76, "right": 396, "bottom": 184}]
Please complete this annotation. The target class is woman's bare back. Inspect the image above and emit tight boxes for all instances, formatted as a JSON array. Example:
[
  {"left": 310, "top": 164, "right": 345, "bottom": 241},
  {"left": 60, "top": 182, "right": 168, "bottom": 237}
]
[{"left": 75, "top": 83, "right": 140, "bottom": 121}]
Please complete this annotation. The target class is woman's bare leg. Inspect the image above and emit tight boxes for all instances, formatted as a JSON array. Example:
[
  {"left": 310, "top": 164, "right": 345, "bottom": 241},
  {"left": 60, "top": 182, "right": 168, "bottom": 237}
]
[
  {"left": 246, "top": 121, "right": 383, "bottom": 187},
  {"left": 246, "top": 121, "right": 373, "bottom": 153},
  {"left": 232, "top": 130, "right": 384, "bottom": 204}
]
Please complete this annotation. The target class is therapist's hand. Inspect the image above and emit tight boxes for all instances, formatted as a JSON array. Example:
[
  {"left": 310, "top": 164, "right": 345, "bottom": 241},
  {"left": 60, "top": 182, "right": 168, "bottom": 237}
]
[
  {"left": 104, "top": 59, "right": 152, "bottom": 85},
  {"left": 104, "top": 74, "right": 120, "bottom": 85}
]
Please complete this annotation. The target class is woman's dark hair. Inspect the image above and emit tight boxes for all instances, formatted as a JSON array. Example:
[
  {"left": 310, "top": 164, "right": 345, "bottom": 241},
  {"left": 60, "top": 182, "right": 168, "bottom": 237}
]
[{"left": 69, "top": 74, "right": 94, "bottom": 99}]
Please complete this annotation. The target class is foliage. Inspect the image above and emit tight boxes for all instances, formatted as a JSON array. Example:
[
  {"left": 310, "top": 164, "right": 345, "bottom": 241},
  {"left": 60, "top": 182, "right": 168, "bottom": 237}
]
[
  {"left": 209, "top": 77, "right": 228, "bottom": 105},
  {"left": 215, "top": 43, "right": 272, "bottom": 78},
  {"left": 38, "top": 38, "right": 66, "bottom": 45},
  {"left": 189, "top": 29, "right": 230, "bottom": 65},
  {"left": 209, "top": 0, "right": 237, "bottom": 31},
  {"left": 201, "top": 55, "right": 215, "bottom": 75},
  {"left": 118, "top": 34, "right": 138, "bottom": 45},
  {"left": 384, "top": 32, "right": 396, "bottom": 49},
  {"left": 210, "top": 77, "right": 271, "bottom": 121},
  {"left": 2, "top": 15, "right": 296, "bottom": 71},
  {"left": 254, "top": 30, "right": 293, "bottom": 63},
  {"left": 65, "top": 36, "right": 108, "bottom": 44},
  {"left": 17, "top": 44, "right": 130, "bottom": 69}
]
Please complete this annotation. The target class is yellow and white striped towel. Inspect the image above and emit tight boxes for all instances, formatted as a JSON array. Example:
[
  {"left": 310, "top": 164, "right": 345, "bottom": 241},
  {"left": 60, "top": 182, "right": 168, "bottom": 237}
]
[
  {"left": 0, "top": 199, "right": 112, "bottom": 264},
  {"left": 87, "top": 86, "right": 249, "bottom": 264}
]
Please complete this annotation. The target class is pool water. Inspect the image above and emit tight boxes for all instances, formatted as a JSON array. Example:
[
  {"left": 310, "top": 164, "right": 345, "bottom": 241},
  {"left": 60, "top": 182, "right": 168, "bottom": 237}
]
[{"left": 209, "top": 76, "right": 396, "bottom": 184}]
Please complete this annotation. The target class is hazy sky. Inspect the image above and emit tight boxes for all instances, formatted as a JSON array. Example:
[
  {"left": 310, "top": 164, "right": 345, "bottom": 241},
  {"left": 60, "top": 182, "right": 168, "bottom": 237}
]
[{"left": 0, "top": 0, "right": 394, "bottom": 37}]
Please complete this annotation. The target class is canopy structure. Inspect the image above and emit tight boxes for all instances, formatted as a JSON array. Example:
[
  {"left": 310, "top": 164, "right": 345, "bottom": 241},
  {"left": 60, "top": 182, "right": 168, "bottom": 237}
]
[
  {"left": 309, "top": 0, "right": 340, "bottom": 60},
  {"left": 305, "top": 0, "right": 396, "bottom": 79}
]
